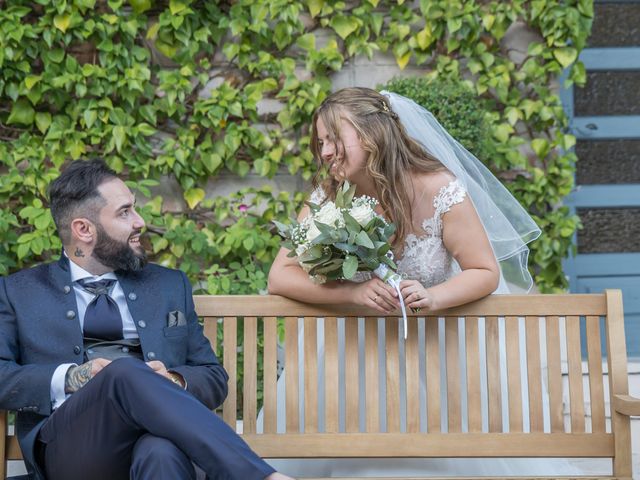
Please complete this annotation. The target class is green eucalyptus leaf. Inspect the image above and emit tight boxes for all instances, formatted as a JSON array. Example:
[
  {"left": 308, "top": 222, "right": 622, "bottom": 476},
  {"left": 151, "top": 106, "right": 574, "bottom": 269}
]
[{"left": 342, "top": 255, "right": 358, "bottom": 279}]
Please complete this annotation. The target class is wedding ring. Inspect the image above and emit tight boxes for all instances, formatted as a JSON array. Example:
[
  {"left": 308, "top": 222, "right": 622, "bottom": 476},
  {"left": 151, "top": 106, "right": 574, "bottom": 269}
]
[{"left": 374, "top": 295, "right": 379, "bottom": 303}]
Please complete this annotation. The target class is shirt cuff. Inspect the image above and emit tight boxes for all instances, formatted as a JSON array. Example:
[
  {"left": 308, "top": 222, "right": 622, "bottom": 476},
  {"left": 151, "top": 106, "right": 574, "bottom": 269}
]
[{"left": 51, "top": 363, "right": 76, "bottom": 410}]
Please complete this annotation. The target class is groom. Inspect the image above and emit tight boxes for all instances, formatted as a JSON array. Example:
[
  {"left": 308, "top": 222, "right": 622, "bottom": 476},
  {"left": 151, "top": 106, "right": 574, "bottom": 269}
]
[{"left": 0, "top": 159, "right": 292, "bottom": 480}]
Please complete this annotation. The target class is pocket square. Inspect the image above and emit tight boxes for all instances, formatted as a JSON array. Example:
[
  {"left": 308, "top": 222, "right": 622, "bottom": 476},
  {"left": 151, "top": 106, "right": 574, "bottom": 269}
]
[{"left": 167, "top": 310, "right": 187, "bottom": 327}]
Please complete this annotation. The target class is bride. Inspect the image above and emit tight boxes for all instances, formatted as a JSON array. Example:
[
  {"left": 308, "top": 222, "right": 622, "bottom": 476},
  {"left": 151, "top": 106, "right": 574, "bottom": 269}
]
[{"left": 267, "top": 87, "right": 576, "bottom": 476}]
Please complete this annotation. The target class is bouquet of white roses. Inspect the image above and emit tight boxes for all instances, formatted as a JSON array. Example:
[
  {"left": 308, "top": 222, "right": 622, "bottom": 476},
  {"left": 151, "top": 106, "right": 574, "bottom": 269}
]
[{"left": 275, "top": 182, "right": 410, "bottom": 337}]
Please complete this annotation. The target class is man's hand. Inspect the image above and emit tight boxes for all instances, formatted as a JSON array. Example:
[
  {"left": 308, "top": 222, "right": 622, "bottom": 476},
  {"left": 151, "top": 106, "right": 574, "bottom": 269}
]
[
  {"left": 146, "top": 360, "right": 185, "bottom": 388},
  {"left": 64, "top": 358, "right": 111, "bottom": 394}
]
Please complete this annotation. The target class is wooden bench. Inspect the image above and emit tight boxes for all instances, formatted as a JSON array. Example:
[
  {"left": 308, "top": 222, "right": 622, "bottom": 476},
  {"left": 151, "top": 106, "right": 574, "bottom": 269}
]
[{"left": 2, "top": 290, "right": 639, "bottom": 479}]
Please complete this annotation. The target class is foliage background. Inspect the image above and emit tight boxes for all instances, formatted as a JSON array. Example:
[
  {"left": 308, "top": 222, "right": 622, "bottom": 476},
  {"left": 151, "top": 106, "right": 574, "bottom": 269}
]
[{"left": 0, "top": 0, "right": 592, "bottom": 293}]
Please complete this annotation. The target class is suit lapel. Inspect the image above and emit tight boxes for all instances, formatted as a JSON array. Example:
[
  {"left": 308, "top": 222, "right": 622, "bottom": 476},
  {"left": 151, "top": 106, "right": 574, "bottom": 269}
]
[{"left": 49, "top": 255, "right": 83, "bottom": 339}]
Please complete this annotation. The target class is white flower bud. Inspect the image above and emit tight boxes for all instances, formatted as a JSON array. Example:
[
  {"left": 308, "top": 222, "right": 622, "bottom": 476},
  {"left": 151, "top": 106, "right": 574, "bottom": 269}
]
[
  {"left": 314, "top": 202, "right": 343, "bottom": 228},
  {"left": 306, "top": 223, "right": 322, "bottom": 242},
  {"left": 349, "top": 204, "right": 375, "bottom": 227}
]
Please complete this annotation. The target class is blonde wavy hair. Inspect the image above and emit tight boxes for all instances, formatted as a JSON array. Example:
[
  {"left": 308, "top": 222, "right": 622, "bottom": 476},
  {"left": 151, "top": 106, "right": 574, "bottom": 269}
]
[{"left": 310, "top": 87, "right": 444, "bottom": 249}]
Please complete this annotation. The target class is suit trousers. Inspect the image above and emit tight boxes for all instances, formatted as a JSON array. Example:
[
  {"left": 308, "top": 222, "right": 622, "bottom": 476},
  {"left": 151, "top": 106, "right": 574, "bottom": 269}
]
[{"left": 37, "top": 358, "right": 274, "bottom": 480}]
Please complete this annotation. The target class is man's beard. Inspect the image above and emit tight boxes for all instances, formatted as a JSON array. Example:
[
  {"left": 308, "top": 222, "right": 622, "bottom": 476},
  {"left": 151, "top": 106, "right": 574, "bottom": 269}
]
[{"left": 92, "top": 224, "right": 147, "bottom": 272}]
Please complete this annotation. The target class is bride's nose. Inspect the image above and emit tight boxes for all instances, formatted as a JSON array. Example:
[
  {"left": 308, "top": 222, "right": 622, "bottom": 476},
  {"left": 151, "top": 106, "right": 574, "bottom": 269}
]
[{"left": 321, "top": 142, "right": 335, "bottom": 161}]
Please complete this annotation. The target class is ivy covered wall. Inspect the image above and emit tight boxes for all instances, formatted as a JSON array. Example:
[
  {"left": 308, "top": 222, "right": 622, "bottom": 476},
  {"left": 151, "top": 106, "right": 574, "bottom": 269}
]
[{"left": 0, "top": 0, "right": 593, "bottom": 293}]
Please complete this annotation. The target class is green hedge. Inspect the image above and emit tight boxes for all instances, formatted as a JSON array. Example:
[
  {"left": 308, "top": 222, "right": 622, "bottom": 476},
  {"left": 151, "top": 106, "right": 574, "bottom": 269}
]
[
  {"left": 382, "top": 76, "right": 491, "bottom": 161},
  {"left": 0, "top": 0, "right": 592, "bottom": 292}
]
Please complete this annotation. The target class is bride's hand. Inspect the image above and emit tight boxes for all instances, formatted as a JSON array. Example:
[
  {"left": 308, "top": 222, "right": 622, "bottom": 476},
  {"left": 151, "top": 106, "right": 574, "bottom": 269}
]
[
  {"left": 400, "top": 280, "right": 435, "bottom": 312},
  {"left": 353, "top": 278, "right": 398, "bottom": 313}
]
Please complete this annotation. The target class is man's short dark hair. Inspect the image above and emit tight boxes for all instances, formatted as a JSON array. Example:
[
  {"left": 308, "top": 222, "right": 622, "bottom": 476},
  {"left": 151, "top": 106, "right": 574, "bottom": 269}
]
[{"left": 48, "top": 159, "right": 118, "bottom": 244}]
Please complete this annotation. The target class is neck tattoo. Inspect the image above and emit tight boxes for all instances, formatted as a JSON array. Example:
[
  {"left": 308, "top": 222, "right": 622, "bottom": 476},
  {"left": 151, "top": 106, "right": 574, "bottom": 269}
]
[{"left": 74, "top": 247, "right": 85, "bottom": 258}]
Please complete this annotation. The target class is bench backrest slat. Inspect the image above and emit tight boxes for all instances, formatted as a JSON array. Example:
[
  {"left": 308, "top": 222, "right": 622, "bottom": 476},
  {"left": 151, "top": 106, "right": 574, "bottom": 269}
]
[
  {"left": 505, "top": 316, "right": 523, "bottom": 432},
  {"left": 567, "top": 315, "right": 587, "bottom": 433},
  {"left": 364, "top": 316, "right": 379, "bottom": 433},
  {"left": 445, "top": 317, "right": 461, "bottom": 433},
  {"left": 262, "top": 317, "right": 278, "bottom": 434},
  {"left": 405, "top": 318, "right": 420, "bottom": 434},
  {"left": 242, "top": 316, "right": 258, "bottom": 435},
  {"left": 344, "top": 317, "right": 359, "bottom": 433},
  {"left": 546, "top": 315, "right": 565, "bottom": 432},
  {"left": 465, "top": 317, "right": 482, "bottom": 433},
  {"left": 385, "top": 317, "right": 401, "bottom": 433},
  {"left": 485, "top": 315, "right": 502, "bottom": 432},
  {"left": 425, "top": 316, "right": 440, "bottom": 433},
  {"left": 222, "top": 316, "right": 237, "bottom": 428},
  {"left": 586, "top": 315, "right": 606, "bottom": 433},
  {"left": 525, "top": 315, "right": 544, "bottom": 432}
]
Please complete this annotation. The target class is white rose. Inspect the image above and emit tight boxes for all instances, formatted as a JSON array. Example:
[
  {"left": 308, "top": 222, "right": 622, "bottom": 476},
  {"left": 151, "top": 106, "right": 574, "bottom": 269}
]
[
  {"left": 306, "top": 223, "right": 322, "bottom": 242},
  {"left": 349, "top": 204, "right": 375, "bottom": 227},
  {"left": 314, "top": 202, "right": 343, "bottom": 227}
]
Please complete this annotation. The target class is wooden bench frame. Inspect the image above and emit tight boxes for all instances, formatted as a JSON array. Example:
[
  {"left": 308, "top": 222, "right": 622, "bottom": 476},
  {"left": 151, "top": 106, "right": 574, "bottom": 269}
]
[{"left": 3, "top": 290, "right": 640, "bottom": 479}]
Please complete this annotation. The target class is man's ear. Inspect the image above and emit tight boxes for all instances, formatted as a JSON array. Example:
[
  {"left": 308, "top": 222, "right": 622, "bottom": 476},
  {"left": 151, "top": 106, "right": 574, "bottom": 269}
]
[{"left": 70, "top": 218, "right": 95, "bottom": 245}]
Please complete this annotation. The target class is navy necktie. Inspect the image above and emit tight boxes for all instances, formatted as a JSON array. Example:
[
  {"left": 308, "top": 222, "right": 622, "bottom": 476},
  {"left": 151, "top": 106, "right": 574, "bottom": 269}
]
[{"left": 78, "top": 279, "right": 123, "bottom": 341}]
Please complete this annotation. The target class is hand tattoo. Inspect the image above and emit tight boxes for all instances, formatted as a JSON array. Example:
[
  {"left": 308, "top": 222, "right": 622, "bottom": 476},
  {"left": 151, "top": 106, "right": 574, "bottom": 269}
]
[
  {"left": 74, "top": 247, "right": 85, "bottom": 258},
  {"left": 65, "top": 362, "right": 93, "bottom": 393}
]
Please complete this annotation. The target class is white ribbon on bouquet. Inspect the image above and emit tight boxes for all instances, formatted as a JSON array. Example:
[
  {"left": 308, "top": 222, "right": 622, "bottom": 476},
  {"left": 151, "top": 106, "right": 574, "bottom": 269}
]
[{"left": 373, "top": 263, "right": 408, "bottom": 339}]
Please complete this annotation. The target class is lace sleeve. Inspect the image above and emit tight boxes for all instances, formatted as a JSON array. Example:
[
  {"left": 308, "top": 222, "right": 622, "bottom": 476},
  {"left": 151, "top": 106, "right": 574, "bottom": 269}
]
[
  {"left": 309, "top": 186, "right": 327, "bottom": 204},
  {"left": 433, "top": 179, "right": 467, "bottom": 216}
]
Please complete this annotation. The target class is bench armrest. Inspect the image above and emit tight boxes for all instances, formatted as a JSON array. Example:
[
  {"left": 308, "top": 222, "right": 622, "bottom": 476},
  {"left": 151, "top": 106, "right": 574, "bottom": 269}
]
[{"left": 613, "top": 394, "right": 640, "bottom": 416}]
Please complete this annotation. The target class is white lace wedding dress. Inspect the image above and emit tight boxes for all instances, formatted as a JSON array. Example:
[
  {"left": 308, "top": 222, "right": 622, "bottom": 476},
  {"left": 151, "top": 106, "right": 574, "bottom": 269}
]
[{"left": 265, "top": 180, "right": 585, "bottom": 477}]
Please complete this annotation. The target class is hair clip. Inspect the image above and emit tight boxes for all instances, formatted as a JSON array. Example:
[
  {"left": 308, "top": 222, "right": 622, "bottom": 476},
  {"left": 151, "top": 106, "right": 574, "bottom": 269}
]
[{"left": 381, "top": 102, "right": 390, "bottom": 113}]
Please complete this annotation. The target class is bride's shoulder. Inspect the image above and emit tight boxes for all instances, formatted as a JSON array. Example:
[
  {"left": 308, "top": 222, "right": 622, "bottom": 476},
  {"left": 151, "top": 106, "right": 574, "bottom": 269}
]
[{"left": 413, "top": 170, "right": 464, "bottom": 199}]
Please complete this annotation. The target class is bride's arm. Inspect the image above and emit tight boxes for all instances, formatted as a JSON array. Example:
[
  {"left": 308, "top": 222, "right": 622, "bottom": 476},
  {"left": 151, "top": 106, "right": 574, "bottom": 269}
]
[
  {"left": 402, "top": 196, "right": 500, "bottom": 311},
  {"left": 268, "top": 206, "right": 398, "bottom": 312}
]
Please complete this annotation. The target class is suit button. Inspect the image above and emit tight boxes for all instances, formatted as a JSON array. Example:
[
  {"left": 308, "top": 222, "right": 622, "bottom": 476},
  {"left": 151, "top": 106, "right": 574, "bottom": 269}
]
[
  {"left": 66, "top": 310, "right": 76, "bottom": 320},
  {"left": 73, "top": 346, "right": 81, "bottom": 355},
  {"left": 122, "top": 346, "right": 129, "bottom": 353},
  {"left": 147, "top": 351, "right": 156, "bottom": 360},
  {"left": 63, "top": 285, "right": 71, "bottom": 294},
  {"left": 138, "top": 320, "right": 146, "bottom": 328},
  {"left": 128, "top": 292, "right": 137, "bottom": 301}
]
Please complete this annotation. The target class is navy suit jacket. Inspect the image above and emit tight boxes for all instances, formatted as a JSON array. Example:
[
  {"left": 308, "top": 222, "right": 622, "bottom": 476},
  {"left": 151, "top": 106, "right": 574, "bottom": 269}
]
[{"left": 0, "top": 256, "right": 229, "bottom": 478}]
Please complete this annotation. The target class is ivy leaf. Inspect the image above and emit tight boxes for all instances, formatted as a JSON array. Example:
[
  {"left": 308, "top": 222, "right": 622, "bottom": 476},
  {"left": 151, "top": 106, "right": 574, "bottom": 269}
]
[
  {"left": 296, "top": 33, "right": 315, "bottom": 51},
  {"left": 53, "top": 14, "right": 71, "bottom": 33},
  {"left": 553, "top": 47, "right": 578, "bottom": 68},
  {"left": 24, "top": 75, "right": 41, "bottom": 90},
  {"left": 331, "top": 15, "right": 359, "bottom": 40},
  {"left": 531, "top": 138, "right": 550, "bottom": 158},
  {"left": 342, "top": 255, "right": 358, "bottom": 279},
  {"left": 83, "top": 110, "right": 97, "bottom": 128},
  {"left": 201, "top": 153, "right": 222, "bottom": 173},
  {"left": 112, "top": 126, "right": 127, "bottom": 152},
  {"left": 146, "top": 22, "right": 160, "bottom": 40},
  {"left": 7, "top": 99, "right": 35, "bottom": 126},
  {"left": 396, "top": 52, "right": 411, "bottom": 70},
  {"left": 306, "top": 0, "right": 324, "bottom": 17},
  {"left": 169, "top": 0, "right": 187, "bottom": 15},
  {"left": 416, "top": 26, "right": 433, "bottom": 50},
  {"left": 493, "top": 123, "right": 513, "bottom": 143},
  {"left": 35, "top": 112, "right": 52, "bottom": 134},
  {"left": 129, "top": 0, "right": 151, "bottom": 13},
  {"left": 184, "top": 188, "right": 206, "bottom": 210}
]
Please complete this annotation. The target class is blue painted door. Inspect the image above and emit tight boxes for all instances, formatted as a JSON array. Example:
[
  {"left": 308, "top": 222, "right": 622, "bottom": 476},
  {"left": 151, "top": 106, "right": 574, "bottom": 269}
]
[{"left": 560, "top": 2, "right": 640, "bottom": 358}]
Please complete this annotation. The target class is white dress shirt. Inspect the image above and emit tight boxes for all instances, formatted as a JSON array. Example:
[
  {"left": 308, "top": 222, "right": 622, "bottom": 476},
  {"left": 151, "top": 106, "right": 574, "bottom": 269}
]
[{"left": 50, "top": 256, "right": 139, "bottom": 409}]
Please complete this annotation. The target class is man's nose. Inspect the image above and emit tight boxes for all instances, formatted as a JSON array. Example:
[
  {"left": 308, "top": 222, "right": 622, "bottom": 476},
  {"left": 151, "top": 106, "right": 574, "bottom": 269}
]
[{"left": 132, "top": 209, "right": 146, "bottom": 229}]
